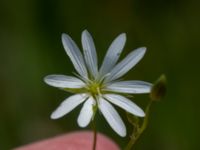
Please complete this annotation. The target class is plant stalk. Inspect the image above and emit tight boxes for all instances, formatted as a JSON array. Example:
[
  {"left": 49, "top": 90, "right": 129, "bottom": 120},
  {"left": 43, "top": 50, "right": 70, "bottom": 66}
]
[
  {"left": 124, "top": 100, "right": 153, "bottom": 150},
  {"left": 91, "top": 119, "right": 97, "bottom": 150}
]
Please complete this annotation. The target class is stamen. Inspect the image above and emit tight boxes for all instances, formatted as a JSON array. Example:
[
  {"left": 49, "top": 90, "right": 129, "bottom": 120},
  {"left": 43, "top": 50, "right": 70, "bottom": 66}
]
[
  {"left": 98, "top": 73, "right": 111, "bottom": 84},
  {"left": 73, "top": 72, "right": 92, "bottom": 84},
  {"left": 97, "top": 87, "right": 102, "bottom": 96}
]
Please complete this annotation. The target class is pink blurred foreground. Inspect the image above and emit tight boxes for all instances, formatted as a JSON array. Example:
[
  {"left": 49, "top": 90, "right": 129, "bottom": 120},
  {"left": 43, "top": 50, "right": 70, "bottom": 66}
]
[{"left": 14, "top": 131, "right": 120, "bottom": 150}]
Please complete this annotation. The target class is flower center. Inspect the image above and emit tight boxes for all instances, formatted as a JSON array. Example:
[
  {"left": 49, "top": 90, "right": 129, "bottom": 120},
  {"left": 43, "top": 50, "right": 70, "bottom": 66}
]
[{"left": 87, "top": 82, "right": 101, "bottom": 96}]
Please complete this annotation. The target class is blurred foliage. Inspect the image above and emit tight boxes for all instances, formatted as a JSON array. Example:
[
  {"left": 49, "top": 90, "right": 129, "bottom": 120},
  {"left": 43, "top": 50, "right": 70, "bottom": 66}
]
[{"left": 0, "top": 0, "right": 200, "bottom": 149}]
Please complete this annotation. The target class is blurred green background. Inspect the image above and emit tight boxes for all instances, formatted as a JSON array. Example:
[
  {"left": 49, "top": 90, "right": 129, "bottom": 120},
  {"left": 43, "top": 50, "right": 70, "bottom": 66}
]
[{"left": 0, "top": 0, "right": 199, "bottom": 149}]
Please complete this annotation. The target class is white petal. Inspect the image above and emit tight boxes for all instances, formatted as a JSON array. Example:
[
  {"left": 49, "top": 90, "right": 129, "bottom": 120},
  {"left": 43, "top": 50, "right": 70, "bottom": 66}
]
[
  {"left": 77, "top": 97, "right": 96, "bottom": 127},
  {"left": 99, "top": 98, "right": 126, "bottom": 137},
  {"left": 44, "top": 75, "right": 86, "bottom": 88},
  {"left": 62, "top": 33, "right": 88, "bottom": 77},
  {"left": 104, "top": 94, "right": 145, "bottom": 117},
  {"left": 81, "top": 30, "right": 98, "bottom": 77},
  {"left": 105, "top": 47, "right": 146, "bottom": 82},
  {"left": 105, "top": 80, "right": 152, "bottom": 94},
  {"left": 51, "top": 94, "right": 88, "bottom": 119},
  {"left": 99, "top": 33, "right": 126, "bottom": 76}
]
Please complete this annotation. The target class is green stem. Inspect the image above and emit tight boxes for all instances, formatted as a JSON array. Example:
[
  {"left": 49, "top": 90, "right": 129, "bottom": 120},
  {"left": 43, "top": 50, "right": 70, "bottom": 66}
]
[
  {"left": 91, "top": 119, "right": 97, "bottom": 150},
  {"left": 124, "top": 133, "right": 136, "bottom": 150},
  {"left": 140, "top": 101, "right": 152, "bottom": 133},
  {"left": 124, "top": 101, "right": 153, "bottom": 150},
  {"left": 124, "top": 127, "right": 141, "bottom": 150}
]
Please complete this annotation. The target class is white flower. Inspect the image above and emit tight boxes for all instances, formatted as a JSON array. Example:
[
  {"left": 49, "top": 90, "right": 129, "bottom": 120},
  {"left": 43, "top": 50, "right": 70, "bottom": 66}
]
[{"left": 44, "top": 30, "right": 152, "bottom": 137}]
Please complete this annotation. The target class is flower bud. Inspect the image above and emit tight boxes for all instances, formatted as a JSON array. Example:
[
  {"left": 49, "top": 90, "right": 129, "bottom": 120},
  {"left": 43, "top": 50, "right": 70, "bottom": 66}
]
[{"left": 150, "top": 74, "right": 167, "bottom": 101}]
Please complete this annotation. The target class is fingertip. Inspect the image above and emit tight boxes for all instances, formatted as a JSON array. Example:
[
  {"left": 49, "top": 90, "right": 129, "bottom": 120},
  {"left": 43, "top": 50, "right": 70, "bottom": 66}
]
[{"left": 14, "top": 131, "right": 120, "bottom": 150}]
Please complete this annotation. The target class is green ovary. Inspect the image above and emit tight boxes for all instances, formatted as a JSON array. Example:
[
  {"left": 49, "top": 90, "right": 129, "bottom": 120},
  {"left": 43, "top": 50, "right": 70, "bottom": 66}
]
[{"left": 87, "top": 82, "right": 101, "bottom": 96}]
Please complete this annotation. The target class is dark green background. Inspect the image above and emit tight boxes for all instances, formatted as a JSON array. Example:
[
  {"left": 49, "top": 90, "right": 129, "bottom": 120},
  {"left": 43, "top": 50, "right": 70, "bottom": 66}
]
[{"left": 0, "top": 0, "right": 199, "bottom": 149}]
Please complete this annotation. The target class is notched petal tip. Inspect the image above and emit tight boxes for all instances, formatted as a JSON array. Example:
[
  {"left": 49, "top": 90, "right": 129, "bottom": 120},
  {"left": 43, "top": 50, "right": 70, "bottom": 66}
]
[
  {"left": 50, "top": 94, "right": 87, "bottom": 120},
  {"left": 99, "top": 99, "right": 127, "bottom": 137},
  {"left": 120, "top": 131, "right": 127, "bottom": 137},
  {"left": 104, "top": 94, "right": 145, "bottom": 118},
  {"left": 82, "top": 30, "right": 91, "bottom": 39},
  {"left": 77, "top": 98, "right": 95, "bottom": 127},
  {"left": 61, "top": 33, "right": 72, "bottom": 47},
  {"left": 43, "top": 75, "right": 55, "bottom": 86},
  {"left": 61, "top": 32, "right": 66, "bottom": 37},
  {"left": 134, "top": 47, "right": 147, "bottom": 58},
  {"left": 43, "top": 74, "right": 85, "bottom": 88},
  {"left": 105, "top": 46, "right": 147, "bottom": 82},
  {"left": 82, "top": 29, "right": 89, "bottom": 34},
  {"left": 120, "top": 33, "right": 126, "bottom": 39},
  {"left": 105, "top": 80, "right": 152, "bottom": 94},
  {"left": 61, "top": 32, "right": 88, "bottom": 77},
  {"left": 61, "top": 33, "right": 68, "bottom": 41},
  {"left": 50, "top": 108, "right": 65, "bottom": 119},
  {"left": 43, "top": 76, "right": 49, "bottom": 84},
  {"left": 81, "top": 29, "right": 98, "bottom": 77},
  {"left": 99, "top": 33, "right": 127, "bottom": 77},
  {"left": 50, "top": 112, "right": 59, "bottom": 119},
  {"left": 116, "top": 32, "right": 126, "bottom": 49},
  {"left": 137, "top": 111, "right": 145, "bottom": 117},
  {"left": 138, "top": 46, "right": 147, "bottom": 53}
]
